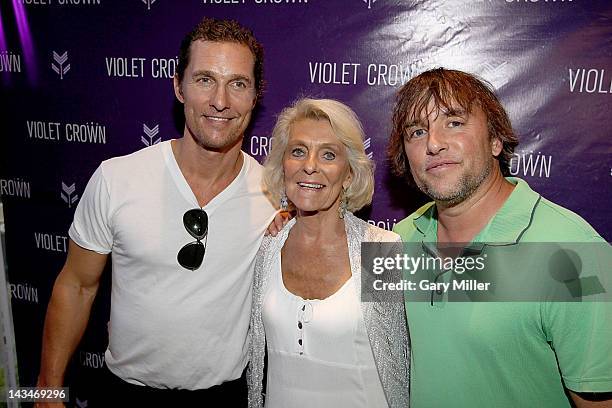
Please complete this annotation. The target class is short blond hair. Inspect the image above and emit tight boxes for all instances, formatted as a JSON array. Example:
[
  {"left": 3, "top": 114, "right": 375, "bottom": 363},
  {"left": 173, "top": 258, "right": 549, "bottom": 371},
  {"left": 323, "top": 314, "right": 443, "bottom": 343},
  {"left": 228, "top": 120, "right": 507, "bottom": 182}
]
[{"left": 263, "top": 98, "right": 374, "bottom": 213}]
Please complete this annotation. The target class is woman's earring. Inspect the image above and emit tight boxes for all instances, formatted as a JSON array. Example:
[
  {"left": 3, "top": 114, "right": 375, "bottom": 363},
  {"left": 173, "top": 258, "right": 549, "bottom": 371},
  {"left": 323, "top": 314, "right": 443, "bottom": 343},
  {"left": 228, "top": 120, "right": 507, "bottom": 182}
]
[
  {"left": 338, "top": 188, "right": 347, "bottom": 219},
  {"left": 280, "top": 193, "right": 288, "bottom": 211}
]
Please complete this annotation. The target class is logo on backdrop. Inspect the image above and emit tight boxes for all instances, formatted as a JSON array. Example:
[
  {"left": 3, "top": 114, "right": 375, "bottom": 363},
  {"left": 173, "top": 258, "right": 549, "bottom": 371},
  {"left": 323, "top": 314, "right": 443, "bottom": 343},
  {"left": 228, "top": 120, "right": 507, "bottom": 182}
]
[
  {"left": 142, "top": 123, "right": 161, "bottom": 146},
  {"left": 249, "top": 135, "right": 274, "bottom": 158},
  {"left": 61, "top": 182, "right": 79, "bottom": 208},
  {"left": 0, "top": 178, "right": 31, "bottom": 198},
  {"left": 308, "top": 60, "right": 429, "bottom": 87},
  {"left": 20, "top": 0, "right": 100, "bottom": 6},
  {"left": 364, "top": 138, "right": 373, "bottom": 160},
  {"left": 26, "top": 120, "right": 107, "bottom": 144},
  {"left": 368, "top": 218, "right": 398, "bottom": 231},
  {"left": 0, "top": 51, "right": 22, "bottom": 73},
  {"left": 509, "top": 151, "right": 553, "bottom": 179},
  {"left": 79, "top": 351, "right": 106, "bottom": 369},
  {"left": 8, "top": 282, "right": 39, "bottom": 304},
  {"left": 8, "top": 282, "right": 38, "bottom": 304},
  {"left": 363, "top": 0, "right": 376, "bottom": 9},
  {"left": 76, "top": 398, "right": 88, "bottom": 408},
  {"left": 105, "top": 56, "right": 177, "bottom": 78},
  {"left": 481, "top": 61, "right": 509, "bottom": 88},
  {"left": 35, "top": 232, "right": 68, "bottom": 253},
  {"left": 568, "top": 68, "right": 611, "bottom": 94},
  {"left": 52, "top": 51, "right": 70, "bottom": 79},
  {"left": 142, "top": 0, "right": 156, "bottom": 10}
]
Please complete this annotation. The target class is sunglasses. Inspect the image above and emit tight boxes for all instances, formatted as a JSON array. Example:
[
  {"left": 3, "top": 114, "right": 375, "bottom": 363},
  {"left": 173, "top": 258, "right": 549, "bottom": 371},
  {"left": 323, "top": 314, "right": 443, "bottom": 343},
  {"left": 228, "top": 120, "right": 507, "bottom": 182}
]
[{"left": 177, "top": 209, "right": 208, "bottom": 270}]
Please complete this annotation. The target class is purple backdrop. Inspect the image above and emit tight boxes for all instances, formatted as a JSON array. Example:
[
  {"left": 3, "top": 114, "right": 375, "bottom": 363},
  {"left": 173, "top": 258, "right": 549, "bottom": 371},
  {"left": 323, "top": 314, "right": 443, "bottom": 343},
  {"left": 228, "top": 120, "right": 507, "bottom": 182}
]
[{"left": 1, "top": 0, "right": 611, "bottom": 405}]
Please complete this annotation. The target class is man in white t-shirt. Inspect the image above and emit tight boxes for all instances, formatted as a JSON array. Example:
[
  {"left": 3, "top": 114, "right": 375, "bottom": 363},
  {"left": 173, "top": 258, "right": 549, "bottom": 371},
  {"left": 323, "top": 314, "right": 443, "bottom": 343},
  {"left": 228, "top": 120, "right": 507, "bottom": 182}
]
[{"left": 36, "top": 17, "right": 277, "bottom": 407}]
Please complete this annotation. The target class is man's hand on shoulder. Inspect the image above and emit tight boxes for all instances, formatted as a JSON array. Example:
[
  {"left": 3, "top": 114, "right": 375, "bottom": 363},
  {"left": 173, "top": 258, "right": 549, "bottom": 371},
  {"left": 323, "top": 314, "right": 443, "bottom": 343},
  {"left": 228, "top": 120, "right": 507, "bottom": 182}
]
[{"left": 265, "top": 211, "right": 292, "bottom": 237}]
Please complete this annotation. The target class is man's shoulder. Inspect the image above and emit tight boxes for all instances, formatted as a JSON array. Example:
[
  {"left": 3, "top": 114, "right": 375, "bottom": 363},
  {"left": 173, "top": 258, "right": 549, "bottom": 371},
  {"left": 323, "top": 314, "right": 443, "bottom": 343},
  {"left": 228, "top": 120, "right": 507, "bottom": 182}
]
[
  {"left": 241, "top": 151, "right": 265, "bottom": 179},
  {"left": 528, "top": 196, "right": 604, "bottom": 242},
  {"left": 237, "top": 152, "right": 276, "bottom": 214},
  {"left": 100, "top": 141, "right": 166, "bottom": 175},
  {"left": 393, "top": 202, "right": 435, "bottom": 240}
]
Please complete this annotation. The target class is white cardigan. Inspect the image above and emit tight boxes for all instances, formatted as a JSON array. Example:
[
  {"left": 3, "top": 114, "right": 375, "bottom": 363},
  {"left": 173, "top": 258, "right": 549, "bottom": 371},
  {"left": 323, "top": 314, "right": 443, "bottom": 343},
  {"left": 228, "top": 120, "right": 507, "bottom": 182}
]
[{"left": 247, "top": 212, "right": 410, "bottom": 408}]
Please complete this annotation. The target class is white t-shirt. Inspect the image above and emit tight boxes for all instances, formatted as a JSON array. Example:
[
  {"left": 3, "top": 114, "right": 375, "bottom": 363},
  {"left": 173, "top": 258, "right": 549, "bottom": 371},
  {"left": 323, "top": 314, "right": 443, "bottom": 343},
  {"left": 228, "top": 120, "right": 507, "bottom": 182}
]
[{"left": 69, "top": 140, "right": 277, "bottom": 390}]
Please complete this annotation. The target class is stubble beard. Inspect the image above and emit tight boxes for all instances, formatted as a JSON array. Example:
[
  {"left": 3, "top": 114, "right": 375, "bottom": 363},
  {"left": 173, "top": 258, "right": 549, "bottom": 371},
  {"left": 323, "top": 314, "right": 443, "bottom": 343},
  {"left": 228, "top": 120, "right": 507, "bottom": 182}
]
[
  {"left": 187, "top": 119, "right": 244, "bottom": 153},
  {"left": 413, "top": 158, "right": 494, "bottom": 207}
]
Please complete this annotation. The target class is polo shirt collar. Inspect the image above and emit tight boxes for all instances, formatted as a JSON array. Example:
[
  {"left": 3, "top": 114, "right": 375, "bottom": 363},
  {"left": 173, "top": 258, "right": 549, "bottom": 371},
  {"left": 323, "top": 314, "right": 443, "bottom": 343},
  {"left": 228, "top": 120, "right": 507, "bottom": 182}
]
[
  {"left": 413, "top": 202, "right": 437, "bottom": 242},
  {"left": 413, "top": 177, "right": 541, "bottom": 245},
  {"left": 478, "top": 177, "right": 541, "bottom": 244}
]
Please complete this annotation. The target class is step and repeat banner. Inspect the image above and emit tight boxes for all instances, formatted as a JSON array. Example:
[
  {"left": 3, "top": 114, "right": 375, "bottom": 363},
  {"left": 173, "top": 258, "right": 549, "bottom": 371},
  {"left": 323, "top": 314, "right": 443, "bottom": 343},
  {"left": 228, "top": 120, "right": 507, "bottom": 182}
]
[{"left": 1, "top": 0, "right": 611, "bottom": 405}]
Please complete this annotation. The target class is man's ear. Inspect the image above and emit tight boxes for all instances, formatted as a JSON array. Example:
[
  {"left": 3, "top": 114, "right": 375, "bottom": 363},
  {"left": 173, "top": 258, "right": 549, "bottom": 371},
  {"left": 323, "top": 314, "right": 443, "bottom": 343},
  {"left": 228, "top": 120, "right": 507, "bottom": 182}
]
[
  {"left": 173, "top": 75, "right": 184, "bottom": 103},
  {"left": 491, "top": 137, "right": 503, "bottom": 157}
]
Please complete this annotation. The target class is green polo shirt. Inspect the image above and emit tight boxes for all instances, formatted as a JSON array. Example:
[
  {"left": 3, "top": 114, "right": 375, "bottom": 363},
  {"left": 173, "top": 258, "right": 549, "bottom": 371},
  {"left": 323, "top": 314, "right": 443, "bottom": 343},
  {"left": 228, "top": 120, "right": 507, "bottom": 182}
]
[{"left": 394, "top": 178, "right": 612, "bottom": 407}]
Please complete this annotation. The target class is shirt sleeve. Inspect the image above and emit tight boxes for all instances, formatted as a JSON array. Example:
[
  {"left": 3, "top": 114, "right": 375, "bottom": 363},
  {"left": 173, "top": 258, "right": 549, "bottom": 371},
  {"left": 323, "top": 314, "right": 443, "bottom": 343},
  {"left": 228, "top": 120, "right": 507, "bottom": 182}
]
[
  {"left": 68, "top": 165, "right": 113, "bottom": 254},
  {"left": 543, "top": 296, "right": 612, "bottom": 392}
]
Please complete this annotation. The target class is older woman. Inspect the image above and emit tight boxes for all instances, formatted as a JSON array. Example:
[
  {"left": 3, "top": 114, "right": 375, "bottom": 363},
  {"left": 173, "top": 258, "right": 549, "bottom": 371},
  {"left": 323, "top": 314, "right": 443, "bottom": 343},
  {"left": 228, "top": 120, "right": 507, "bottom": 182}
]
[{"left": 247, "top": 98, "right": 409, "bottom": 408}]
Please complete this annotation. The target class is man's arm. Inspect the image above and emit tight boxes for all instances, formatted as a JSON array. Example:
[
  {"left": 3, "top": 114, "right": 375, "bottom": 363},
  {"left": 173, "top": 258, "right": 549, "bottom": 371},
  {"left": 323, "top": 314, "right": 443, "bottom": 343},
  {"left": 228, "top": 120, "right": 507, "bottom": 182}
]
[
  {"left": 37, "top": 239, "right": 108, "bottom": 388},
  {"left": 570, "top": 392, "right": 612, "bottom": 408}
]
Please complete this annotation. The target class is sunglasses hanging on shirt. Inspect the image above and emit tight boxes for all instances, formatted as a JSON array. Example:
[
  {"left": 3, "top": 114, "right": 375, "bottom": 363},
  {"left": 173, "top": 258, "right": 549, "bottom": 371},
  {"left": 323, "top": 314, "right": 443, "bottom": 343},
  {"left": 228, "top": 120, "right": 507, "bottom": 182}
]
[{"left": 178, "top": 209, "right": 208, "bottom": 270}]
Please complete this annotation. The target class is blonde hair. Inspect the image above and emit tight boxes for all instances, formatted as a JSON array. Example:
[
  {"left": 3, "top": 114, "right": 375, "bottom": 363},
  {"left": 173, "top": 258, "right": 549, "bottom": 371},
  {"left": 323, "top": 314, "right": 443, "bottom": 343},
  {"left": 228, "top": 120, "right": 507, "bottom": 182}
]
[{"left": 263, "top": 98, "right": 374, "bottom": 212}]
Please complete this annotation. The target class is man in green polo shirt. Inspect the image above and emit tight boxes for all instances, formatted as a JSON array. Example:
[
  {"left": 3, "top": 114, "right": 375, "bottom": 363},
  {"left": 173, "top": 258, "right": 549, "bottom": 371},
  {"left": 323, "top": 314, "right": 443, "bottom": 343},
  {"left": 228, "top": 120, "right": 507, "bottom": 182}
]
[{"left": 386, "top": 68, "right": 612, "bottom": 407}]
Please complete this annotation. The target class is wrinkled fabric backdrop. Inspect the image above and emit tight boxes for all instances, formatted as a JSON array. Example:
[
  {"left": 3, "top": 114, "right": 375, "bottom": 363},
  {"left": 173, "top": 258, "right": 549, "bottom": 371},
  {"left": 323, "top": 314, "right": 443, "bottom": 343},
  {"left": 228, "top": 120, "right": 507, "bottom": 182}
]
[{"left": 1, "top": 0, "right": 610, "bottom": 404}]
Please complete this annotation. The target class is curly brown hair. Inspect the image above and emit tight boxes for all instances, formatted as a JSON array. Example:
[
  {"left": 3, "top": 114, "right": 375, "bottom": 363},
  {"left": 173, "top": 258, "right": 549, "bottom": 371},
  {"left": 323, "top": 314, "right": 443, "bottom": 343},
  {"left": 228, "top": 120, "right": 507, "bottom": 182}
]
[
  {"left": 176, "top": 17, "right": 265, "bottom": 99},
  {"left": 387, "top": 68, "right": 518, "bottom": 184}
]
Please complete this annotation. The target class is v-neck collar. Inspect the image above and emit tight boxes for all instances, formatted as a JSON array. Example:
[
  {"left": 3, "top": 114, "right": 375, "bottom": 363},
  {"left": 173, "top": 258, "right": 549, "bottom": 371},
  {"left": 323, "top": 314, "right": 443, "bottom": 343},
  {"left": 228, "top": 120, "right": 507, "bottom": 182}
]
[{"left": 162, "top": 140, "right": 248, "bottom": 212}]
